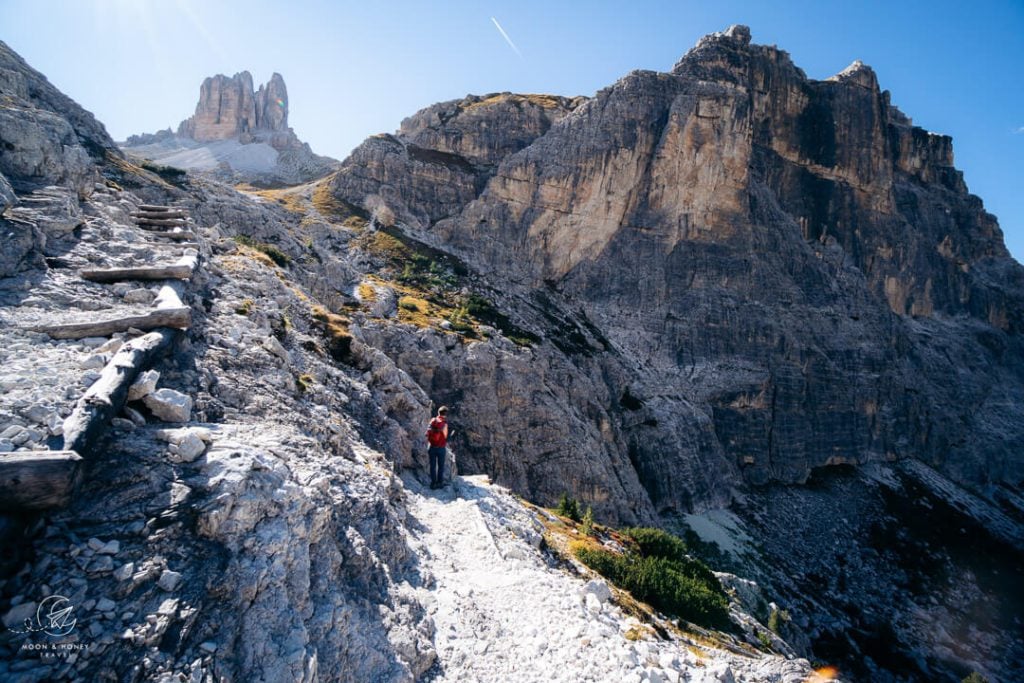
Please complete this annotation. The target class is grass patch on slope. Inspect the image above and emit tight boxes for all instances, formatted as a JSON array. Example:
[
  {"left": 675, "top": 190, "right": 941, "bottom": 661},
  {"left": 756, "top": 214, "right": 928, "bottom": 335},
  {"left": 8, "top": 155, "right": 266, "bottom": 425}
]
[{"left": 233, "top": 235, "right": 290, "bottom": 268}]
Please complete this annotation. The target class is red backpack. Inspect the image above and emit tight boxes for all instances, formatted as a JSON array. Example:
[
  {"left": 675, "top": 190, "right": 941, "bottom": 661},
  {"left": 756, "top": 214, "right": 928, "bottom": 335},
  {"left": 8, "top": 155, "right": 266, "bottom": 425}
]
[{"left": 426, "top": 417, "right": 447, "bottom": 447}]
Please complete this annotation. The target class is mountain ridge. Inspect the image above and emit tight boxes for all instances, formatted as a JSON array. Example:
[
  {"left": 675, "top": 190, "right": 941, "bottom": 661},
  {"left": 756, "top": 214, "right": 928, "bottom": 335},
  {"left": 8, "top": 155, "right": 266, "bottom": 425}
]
[{"left": 0, "top": 24, "right": 1021, "bottom": 683}]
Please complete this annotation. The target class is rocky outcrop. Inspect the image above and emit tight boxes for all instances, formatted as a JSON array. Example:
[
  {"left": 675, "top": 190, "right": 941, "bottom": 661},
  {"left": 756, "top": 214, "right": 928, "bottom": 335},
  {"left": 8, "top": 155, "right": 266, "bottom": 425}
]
[
  {"left": 330, "top": 93, "right": 582, "bottom": 228},
  {"left": 0, "top": 40, "right": 119, "bottom": 195}
]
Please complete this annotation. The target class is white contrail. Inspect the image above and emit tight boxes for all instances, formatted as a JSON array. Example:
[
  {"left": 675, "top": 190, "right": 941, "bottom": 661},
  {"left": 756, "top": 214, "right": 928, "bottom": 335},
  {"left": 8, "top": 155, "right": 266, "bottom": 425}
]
[{"left": 491, "top": 17, "right": 523, "bottom": 59}]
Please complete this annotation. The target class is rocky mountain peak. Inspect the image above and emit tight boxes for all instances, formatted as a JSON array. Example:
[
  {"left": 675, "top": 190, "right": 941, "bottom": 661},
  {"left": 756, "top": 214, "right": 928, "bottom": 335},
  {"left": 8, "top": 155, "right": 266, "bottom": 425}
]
[
  {"left": 121, "top": 69, "right": 334, "bottom": 185},
  {"left": 254, "top": 72, "right": 288, "bottom": 133},
  {"left": 177, "top": 71, "right": 289, "bottom": 142},
  {"left": 828, "top": 59, "right": 878, "bottom": 89}
]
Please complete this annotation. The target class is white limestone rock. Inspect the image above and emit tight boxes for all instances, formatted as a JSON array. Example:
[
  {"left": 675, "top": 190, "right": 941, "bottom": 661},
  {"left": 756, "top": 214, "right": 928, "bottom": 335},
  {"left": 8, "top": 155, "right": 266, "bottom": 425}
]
[
  {"left": 128, "top": 369, "right": 160, "bottom": 401},
  {"left": 144, "top": 388, "right": 192, "bottom": 423}
]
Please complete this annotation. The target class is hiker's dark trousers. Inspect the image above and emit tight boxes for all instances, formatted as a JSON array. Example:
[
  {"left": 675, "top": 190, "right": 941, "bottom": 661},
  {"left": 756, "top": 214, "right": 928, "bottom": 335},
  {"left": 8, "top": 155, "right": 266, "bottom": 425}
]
[{"left": 428, "top": 446, "right": 446, "bottom": 484}]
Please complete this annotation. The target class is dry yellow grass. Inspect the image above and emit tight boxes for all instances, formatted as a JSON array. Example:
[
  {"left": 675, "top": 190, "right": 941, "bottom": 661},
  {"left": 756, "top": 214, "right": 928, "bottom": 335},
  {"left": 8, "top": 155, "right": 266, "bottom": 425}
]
[
  {"left": 236, "top": 185, "right": 309, "bottom": 215},
  {"left": 311, "top": 177, "right": 350, "bottom": 220},
  {"left": 235, "top": 245, "right": 278, "bottom": 269},
  {"left": 105, "top": 153, "right": 177, "bottom": 191},
  {"left": 360, "top": 230, "right": 410, "bottom": 260},
  {"left": 464, "top": 93, "right": 564, "bottom": 111},
  {"left": 357, "top": 282, "right": 378, "bottom": 302}
]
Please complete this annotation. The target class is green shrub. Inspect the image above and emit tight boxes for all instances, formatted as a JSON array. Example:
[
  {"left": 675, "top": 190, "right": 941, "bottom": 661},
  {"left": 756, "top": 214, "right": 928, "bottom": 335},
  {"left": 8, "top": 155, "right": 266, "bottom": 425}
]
[
  {"left": 581, "top": 506, "right": 595, "bottom": 536},
  {"left": 962, "top": 674, "right": 989, "bottom": 683},
  {"left": 573, "top": 546, "right": 730, "bottom": 629},
  {"left": 623, "top": 527, "right": 689, "bottom": 561},
  {"left": 623, "top": 527, "right": 719, "bottom": 586},
  {"left": 767, "top": 607, "right": 790, "bottom": 633},
  {"left": 556, "top": 493, "right": 581, "bottom": 522}
]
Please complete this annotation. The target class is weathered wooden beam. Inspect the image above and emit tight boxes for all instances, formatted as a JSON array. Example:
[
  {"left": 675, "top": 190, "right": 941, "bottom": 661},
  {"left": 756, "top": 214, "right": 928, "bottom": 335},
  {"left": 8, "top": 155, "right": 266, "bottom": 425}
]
[
  {"left": 30, "top": 283, "right": 191, "bottom": 339},
  {"left": 137, "top": 204, "right": 182, "bottom": 212},
  {"left": 133, "top": 210, "right": 187, "bottom": 218},
  {"left": 136, "top": 218, "right": 189, "bottom": 228},
  {"left": 62, "top": 329, "right": 178, "bottom": 456},
  {"left": 144, "top": 241, "right": 201, "bottom": 250},
  {"left": 80, "top": 253, "right": 198, "bottom": 283},
  {"left": 148, "top": 230, "right": 198, "bottom": 242},
  {"left": 0, "top": 451, "right": 84, "bottom": 511}
]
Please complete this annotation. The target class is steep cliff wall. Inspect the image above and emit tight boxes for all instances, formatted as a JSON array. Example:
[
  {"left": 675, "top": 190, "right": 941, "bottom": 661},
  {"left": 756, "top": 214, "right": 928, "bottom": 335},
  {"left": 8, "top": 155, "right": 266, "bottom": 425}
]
[{"left": 330, "top": 26, "right": 1024, "bottom": 509}]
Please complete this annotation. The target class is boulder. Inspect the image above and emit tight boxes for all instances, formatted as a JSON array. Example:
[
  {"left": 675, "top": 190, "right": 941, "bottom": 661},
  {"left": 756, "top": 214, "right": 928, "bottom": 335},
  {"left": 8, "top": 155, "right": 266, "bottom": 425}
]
[
  {"left": 127, "top": 369, "right": 160, "bottom": 401},
  {"left": 143, "top": 388, "right": 192, "bottom": 423}
]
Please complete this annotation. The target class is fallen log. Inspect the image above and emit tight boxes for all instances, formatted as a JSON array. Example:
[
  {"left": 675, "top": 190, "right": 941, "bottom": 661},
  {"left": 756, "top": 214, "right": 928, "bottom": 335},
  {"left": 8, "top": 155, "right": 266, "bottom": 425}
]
[
  {"left": 0, "top": 451, "right": 84, "bottom": 511},
  {"left": 62, "top": 329, "right": 178, "bottom": 456},
  {"left": 31, "top": 283, "right": 190, "bottom": 339},
  {"left": 81, "top": 252, "right": 198, "bottom": 283},
  {"left": 135, "top": 218, "right": 189, "bottom": 228}
]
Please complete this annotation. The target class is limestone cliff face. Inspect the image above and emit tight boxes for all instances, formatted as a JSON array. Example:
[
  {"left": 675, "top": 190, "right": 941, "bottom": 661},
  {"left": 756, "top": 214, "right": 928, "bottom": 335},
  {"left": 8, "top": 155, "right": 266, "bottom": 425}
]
[
  {"left": 330, "top": 93, "right": 583, "bottom": 228},
  {"left": 177, "top": 71, "right": 289, "bottom": 143},
  {"left": 0, "top": 39, "right": 119, "bottom": 195},
  {"left": 329, "top": 26, "right": 1024, "bottom": 506}
]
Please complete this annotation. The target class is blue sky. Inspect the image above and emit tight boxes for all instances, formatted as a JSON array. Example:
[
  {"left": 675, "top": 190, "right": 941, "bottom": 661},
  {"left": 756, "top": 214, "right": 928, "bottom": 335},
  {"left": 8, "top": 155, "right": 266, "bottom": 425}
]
[{"left": 2, "top": 0, "right": 1022, "bottom": 261}]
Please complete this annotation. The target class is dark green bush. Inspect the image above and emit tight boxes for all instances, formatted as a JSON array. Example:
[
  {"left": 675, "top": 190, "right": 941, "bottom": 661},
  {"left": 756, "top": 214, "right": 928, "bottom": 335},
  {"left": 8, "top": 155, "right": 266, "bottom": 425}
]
[
  {"left": 573, "top": 546, "right": 730, "bottom": 629},
  {"left": 556, "top": 493, "right": 581, "bottom": 522},
  {"left": 623, "top": 527, "right": 689, "bottom": 561}
]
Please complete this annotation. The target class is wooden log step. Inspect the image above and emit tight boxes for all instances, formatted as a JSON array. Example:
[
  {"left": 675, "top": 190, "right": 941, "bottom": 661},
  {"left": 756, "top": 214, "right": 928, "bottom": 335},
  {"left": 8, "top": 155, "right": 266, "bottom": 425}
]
[
  {"left": 134, "top": 208, "right": 187, "bottom": 215},
  {"left": 62, "top": 329, "right": 178, "bottom": 457},
  {"left": 144, "top": 241, "right": 201, "bottom": 250},
  {"left": 0, "top": 451, "right": 84, "bottom": 511},
  {"left": 135, "top": 218, "right": 189, "bottom": 228},
  {"left": 135, "top": 213, "right": 188, "bottom": 221},
  {"left": 80, "top": 253, "right": 198, "bottom": 283},
  {"left": 137, "top": 204, "right": 183, "bottom": 212},
  {"left": 30, "top": 283, "right": 191, "bottom": 339},
  {"left": 149, "top": 231, "right": 198, "bottom": 242}
]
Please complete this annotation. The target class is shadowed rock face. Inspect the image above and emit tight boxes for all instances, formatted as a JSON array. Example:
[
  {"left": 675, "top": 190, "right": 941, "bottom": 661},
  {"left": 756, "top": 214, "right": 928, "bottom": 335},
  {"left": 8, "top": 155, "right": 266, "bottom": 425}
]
[
  {"left": 330, "top": 25, "right": 1024, "bottom": 508},
  {"left": 0, "top": 39, "right": 119, "bottom": 195}
]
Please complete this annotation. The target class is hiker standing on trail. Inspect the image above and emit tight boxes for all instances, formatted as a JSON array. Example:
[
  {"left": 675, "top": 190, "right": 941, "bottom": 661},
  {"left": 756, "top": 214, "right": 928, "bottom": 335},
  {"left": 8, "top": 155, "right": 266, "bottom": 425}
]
[{"left": 426, "top": 406, "right": 452, "bottom": 489}]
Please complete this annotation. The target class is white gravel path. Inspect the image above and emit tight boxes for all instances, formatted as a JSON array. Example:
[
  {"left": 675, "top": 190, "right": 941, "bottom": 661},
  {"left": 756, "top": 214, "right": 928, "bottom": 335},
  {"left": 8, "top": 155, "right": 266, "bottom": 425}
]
[{"left": 405, "top": 475, "right": 816, "bottom": 683}]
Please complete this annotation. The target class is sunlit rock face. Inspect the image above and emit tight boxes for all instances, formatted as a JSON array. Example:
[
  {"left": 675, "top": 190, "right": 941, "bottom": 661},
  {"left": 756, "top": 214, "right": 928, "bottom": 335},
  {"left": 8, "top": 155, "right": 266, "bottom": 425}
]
[{"left": 330, "top": 24, "right": 1024, "bottom": 508}]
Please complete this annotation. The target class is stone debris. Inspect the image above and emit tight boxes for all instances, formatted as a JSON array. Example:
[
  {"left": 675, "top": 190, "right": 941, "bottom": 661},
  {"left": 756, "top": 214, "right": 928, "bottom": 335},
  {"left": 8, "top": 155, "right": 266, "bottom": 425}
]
[
  {"left": 143, "top": 388, "right": 193, "bottom": 423},
  {"left": 128, "top": 369, "right": 160, "bottom": 401},
  {"left": 157, "top": 570, "right": 183, "bottom": 592}
]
